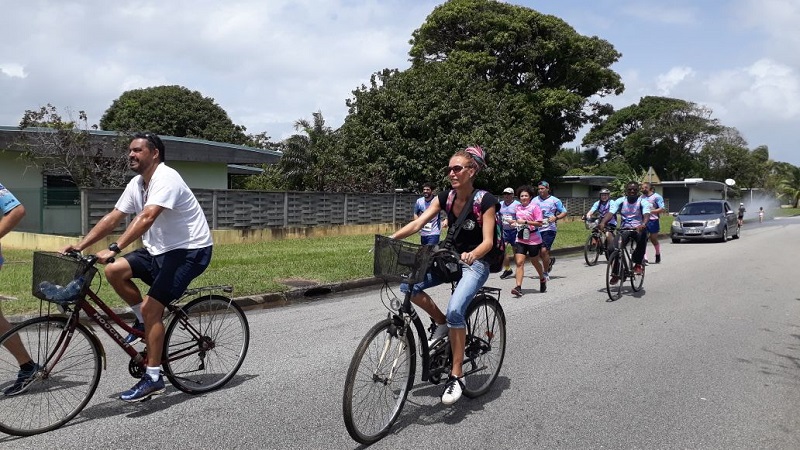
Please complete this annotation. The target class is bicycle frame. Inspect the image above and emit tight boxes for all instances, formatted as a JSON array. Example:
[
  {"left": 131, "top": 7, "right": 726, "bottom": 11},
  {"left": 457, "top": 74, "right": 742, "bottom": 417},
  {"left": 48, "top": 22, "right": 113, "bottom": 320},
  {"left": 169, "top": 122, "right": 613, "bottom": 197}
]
[{"left": 41, "top": 283, "right": 233, "bottom": 379}]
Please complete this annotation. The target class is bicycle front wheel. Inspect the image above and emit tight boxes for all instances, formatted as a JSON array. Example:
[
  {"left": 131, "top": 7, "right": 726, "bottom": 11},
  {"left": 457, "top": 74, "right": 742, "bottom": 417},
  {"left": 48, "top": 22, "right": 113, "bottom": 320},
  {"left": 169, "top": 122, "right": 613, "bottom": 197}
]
[
  {"left": 584, "top": 234, "right": 600, "bottom": 266},
  {"left": 0, "top": 316, "right": 102, "bottom": 436},
  {"left": 343, "top": 318, "right": 416, "bottom": 445},
  {"left": 606, "top": 251, "right": 624, "bottom": 301},
  {"left": 163, "top": 295, "right": 250, "bottom": 394},
  {"left": 461, "top": 295, "right": 506, "bottom": 398},
  {"left": 631, "top": 260, "right": 645, "bottom": 292}
]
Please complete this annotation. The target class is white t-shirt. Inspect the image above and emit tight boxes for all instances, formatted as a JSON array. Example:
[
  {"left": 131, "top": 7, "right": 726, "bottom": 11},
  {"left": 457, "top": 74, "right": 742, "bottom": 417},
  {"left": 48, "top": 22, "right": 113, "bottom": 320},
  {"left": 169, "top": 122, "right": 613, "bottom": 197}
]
[{"left": 115, "top": 163, "right": 213, "bottom": 255}]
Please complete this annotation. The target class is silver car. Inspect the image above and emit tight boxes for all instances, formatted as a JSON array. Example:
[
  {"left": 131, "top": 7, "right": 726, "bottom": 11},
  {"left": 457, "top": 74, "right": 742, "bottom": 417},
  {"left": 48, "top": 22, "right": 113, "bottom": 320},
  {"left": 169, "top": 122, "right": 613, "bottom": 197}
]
[{"left": 670, "top": 200, "right": 740, "bottom": 243}]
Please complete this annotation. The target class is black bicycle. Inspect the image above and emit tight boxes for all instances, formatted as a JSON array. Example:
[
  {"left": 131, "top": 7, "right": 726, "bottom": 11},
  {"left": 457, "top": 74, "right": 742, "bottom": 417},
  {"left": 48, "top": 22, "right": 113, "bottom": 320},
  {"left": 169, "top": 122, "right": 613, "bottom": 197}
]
[
  {"left": 342, "top": 235, "right": 506, "bottom": 445},
  {"left": 583, "top": 218, "right": 609, "bottom": 266},
  {"left": 605, "top": 228, "right": 645, "bottom": 301}
]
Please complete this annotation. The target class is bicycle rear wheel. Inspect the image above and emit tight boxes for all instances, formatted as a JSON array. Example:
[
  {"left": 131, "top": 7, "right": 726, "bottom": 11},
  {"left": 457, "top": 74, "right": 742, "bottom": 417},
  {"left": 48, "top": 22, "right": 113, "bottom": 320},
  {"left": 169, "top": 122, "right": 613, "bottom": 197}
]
[
  {"left": 584, "top": 234, "right": 600, "bottom": 266},
  {"left": 606, "top": 251, "right": 624, "bottom": 301},
  {"left": 163, "top": 295, "right": 249, "bottom": 394},
  {"left": 0, "top": 316, "right": 101, "bottom": 436},
  {"left": 461, "top": 295, "right": 506, "bottom": 398},
  {"left": 343, "top": 318, "right": 416, "bottom": 445}
]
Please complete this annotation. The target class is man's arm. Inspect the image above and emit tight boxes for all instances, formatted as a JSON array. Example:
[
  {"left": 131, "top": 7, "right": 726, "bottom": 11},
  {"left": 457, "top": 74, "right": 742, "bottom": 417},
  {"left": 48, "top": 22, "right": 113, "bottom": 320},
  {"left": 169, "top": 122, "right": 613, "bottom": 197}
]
[
  {"left": 0, "top": 205, "right": 25, "bottom": 240},
  {"left": 94, "top": 205, "right": 165, "bottom": 262}
]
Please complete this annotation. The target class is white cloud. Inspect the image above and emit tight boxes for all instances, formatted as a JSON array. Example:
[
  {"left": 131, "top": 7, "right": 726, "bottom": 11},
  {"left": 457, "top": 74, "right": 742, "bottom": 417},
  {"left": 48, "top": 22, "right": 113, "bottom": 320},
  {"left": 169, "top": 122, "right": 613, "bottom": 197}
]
[
  {"left": 0, "top": 63, "right": 26, "bottom": 79},
  {"left": 656, "top": 67, "right": 695, "bottom": 95}
]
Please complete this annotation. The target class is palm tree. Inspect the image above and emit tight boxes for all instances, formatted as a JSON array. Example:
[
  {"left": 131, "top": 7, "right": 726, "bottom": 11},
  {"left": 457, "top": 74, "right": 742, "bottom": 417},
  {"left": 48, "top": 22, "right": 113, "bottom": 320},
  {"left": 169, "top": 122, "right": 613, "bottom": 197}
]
[
  {"left": 279, "top": 111, "right": 333, "bottom": 191},
  {"left": 777, "top": 163, "right": 800, "bottom": 208}
]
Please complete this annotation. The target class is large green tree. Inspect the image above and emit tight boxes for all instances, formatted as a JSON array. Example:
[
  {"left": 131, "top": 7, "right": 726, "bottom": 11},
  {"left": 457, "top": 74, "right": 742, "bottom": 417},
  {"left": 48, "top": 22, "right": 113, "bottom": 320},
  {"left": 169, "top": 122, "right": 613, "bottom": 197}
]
[
  {"left": 338, "top": 0, "right": 623, "bottom": 191},
  {"left": 583, "top": 96, "right": 724, "bottom": 180},
  {"left": 100, "top": 85, "right": 249, "bottom": 145}
]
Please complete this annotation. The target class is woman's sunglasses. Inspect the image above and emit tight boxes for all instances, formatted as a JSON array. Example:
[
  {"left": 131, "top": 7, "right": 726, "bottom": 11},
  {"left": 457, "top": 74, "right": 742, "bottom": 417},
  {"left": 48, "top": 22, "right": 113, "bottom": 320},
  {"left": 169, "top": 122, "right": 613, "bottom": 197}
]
[{"left": 443, "top": 164, "right": 473, "bottom": 175}]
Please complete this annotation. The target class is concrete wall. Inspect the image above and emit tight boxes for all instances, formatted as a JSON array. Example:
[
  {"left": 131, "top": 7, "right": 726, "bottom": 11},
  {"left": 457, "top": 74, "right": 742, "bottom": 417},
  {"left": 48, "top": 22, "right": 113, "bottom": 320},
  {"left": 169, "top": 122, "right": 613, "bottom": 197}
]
[{"left": 2, "top": 223, "right": 397, "bottom": 252}]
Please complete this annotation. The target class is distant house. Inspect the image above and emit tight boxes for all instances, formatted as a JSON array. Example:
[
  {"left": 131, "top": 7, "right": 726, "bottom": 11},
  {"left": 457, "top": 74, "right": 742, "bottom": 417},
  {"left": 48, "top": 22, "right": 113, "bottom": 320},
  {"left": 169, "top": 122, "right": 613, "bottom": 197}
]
[
  {"left": 0, "top": 126, "right": 281, "bottom": 234},
  {"left": 551, "top": 175, "right": 617, "bottom": 198}
]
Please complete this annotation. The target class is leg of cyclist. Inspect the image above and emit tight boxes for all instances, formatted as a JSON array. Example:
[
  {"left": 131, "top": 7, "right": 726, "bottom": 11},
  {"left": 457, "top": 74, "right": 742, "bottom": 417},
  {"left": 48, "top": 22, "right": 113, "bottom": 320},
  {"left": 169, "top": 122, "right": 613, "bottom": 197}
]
[
  {"left": 105, "top": 250, "right": 152, "bottom": 343},
  {"left": 609, "top": 232, "right": 623, "bottom": 284},
  {"left": 632, "top": 229, "right": 648, "bottom": 274},
  {"left": 442, "top": 259, "right": 490, "bottom": 405},
  {"left": 120, "top": 247, "right": 211, "bottom": 402},
  {"left": 400, "top": 272, "right": 448, "bottom": 345}
]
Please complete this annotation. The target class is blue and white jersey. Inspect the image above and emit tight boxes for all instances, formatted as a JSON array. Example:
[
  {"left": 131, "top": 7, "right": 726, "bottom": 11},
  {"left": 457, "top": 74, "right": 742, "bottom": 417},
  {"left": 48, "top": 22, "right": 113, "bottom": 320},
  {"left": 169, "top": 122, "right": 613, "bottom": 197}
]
[
  {"left": 0, "top": 182, "right": 22, "bottom": 215},
  {"left": 589, "top": 200, "right": 616, "bottom": 226},
  {"left": 414, "top": 196, "right": 441, "bottom": 237},
  {"left": 640, "top": 192, "right": 664, "bottom": 221},
  {"left": 532, "top": 195, "right": 566, "bottom": 232},
  {"left": 499, "top": 199, "right": 520, "bottom": 230},
  {"left": 609, "top": 197, "right": 652, "bottom": 229}
]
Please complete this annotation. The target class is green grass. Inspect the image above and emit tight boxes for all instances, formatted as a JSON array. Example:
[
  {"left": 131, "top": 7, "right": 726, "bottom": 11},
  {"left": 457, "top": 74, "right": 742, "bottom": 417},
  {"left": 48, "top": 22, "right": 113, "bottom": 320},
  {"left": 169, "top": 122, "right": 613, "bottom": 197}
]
[
  {"left": 773, "top": 207, "right": 800, "bottom": 217},
  {"left": 0, "top": 216, "right": 674, "bottom": 315}
]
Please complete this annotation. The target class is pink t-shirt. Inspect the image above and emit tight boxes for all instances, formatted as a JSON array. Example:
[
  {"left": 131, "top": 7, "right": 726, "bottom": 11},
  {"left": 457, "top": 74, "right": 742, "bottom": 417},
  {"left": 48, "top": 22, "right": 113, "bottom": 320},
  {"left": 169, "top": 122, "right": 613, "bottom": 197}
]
[{"left": 515, "top": 202, "right": 543, "bottom": 245}]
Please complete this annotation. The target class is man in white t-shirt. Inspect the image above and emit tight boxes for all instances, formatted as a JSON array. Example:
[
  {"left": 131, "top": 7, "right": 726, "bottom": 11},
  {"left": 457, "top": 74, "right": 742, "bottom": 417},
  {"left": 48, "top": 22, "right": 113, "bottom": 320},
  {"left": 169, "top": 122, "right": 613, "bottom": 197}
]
[{"left": 61, "top": 133, "right": 213, "bottom": 403}]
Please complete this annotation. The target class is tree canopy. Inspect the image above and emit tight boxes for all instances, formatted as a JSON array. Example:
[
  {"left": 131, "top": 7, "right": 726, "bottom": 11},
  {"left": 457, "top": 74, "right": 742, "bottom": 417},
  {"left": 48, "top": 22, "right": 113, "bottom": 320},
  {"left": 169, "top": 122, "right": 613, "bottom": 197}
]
[
  {"left": 100, "top": 85, "right": 249, "bottom": 145},
  {"left": 336, "top": 0, "right": 623, "bottom": 192},
  {"left": 583, "top": 96, "right": 724, "bottom": 180}
]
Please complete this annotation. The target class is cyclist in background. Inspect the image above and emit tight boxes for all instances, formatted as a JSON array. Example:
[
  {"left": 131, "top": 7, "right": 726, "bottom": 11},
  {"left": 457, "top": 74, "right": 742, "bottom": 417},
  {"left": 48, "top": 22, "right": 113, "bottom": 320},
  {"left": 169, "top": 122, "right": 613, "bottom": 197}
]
[
  {"left": 640, "top": 182, "right": 665, "bottom": 264},
  {"left": 599, "top": 181, "right": 651, "bottom": 284},
  {"left": 585, "top": 188, "right": 616, "bottom": 253},
  {"left": 60, "top": 133, "right": 213, "bottom": 403},
  {"left": 390, "top": 145, "right": 497, "bottom": 406},
  {"left": 0, "top": 182, "right": 38, "bottom": 396},
  {"left": 737, "top": 203, "right": 746, "bottom": 227}
]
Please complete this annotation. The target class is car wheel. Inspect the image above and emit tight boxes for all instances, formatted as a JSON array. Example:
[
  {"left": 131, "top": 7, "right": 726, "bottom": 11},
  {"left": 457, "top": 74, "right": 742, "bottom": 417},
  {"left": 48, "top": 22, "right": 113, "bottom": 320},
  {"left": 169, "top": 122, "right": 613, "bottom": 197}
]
[
  {"left": 718, "top": 226, "right": 727, "bottom": 243},
  {"left": 671, "top": 237, "right": 680, "bottom": 244},
  {"left": 732, "top": 225, "right": 740, "bottom": 239}
]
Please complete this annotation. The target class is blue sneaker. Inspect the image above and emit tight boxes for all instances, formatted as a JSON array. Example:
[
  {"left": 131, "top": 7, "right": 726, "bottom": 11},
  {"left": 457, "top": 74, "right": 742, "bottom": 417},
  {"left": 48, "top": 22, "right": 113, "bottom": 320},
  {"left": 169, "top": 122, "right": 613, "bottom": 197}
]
[
  {"left": 124, "top": 319, "right": 145, "bottom": 345},
  {"left": 3, "top": 362, "right": 41, "bottom": 396},
  {"left": 119, "top": 375, "right": 165, "bottom": 402}
]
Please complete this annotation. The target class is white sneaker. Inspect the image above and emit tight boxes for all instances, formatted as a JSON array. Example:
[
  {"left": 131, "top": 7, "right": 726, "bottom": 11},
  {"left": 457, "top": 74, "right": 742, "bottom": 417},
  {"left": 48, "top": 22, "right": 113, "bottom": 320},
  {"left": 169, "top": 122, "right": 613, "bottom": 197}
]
[
  {"left": 441, "top": 375, "right": 464, "bottom": 405},
  {"left": 427, "top": 323, "right": 449, "bottom": 347}
]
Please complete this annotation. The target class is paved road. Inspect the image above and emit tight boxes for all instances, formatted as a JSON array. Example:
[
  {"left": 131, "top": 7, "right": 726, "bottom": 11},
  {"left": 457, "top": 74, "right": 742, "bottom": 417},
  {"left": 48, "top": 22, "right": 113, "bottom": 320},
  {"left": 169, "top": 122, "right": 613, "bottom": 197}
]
[{"left": 3, "top": 217, "right": 800, "bottom": 449}]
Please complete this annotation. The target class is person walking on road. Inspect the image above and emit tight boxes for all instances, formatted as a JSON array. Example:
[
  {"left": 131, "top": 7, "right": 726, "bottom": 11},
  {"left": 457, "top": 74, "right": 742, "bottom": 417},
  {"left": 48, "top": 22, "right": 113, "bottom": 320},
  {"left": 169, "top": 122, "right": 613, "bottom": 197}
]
[
  {"left": 413, "top": 182, "right": 443, "bottom": 246},
  {"left": 498, "top": 187, "right": 520, "bottom": 280},
  {"left": 531, "top": 181, "right": 567, "bottom": 280},
  {"left": 640, "top": 182, "right": 665, "bottom": 264},
  {"left": 508, "top": 185, "right": 546, "bottom": 296}
]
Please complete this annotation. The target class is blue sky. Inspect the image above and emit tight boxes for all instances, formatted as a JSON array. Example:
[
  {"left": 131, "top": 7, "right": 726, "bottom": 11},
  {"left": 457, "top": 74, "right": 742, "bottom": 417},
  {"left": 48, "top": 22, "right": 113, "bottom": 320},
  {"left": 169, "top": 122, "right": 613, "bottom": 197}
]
[{"left": 2, "top": 0, "right": 798, "bottom": 168}]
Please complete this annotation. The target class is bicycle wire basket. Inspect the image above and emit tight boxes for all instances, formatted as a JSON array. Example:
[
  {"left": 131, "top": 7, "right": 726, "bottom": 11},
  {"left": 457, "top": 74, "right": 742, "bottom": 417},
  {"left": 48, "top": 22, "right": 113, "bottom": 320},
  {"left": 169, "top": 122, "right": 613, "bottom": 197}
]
[
  {"left": 373, "top": 235, "right": 433, "bottom": 285},
  {"left": 31, "top": 251, "right": 97, "bottom": 304}
]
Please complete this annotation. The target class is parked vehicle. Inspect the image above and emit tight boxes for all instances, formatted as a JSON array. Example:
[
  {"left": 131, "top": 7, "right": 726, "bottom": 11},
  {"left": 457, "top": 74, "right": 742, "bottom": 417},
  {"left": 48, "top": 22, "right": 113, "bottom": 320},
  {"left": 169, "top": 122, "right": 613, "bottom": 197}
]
[{"left": 670, "top": 200, "right": 740, "bottom": 243}]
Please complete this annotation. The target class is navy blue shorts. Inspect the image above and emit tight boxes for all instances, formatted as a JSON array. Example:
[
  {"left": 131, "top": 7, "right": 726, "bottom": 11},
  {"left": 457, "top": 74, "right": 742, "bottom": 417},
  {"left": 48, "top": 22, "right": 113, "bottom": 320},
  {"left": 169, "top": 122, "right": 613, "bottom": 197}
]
[
  {"left": 420, "top": 234, "right": 440, "bottom": 246},
  {"left": 124, "top": 246, "right": 213, "bottom": 305},
  {"left": 539, "top": 230, "right": 557, "bottom": 250},
  {"left": 503, "top": 228, "right": 517, "bottom": 245},
  {"left": 646, "top": 220, "right": 660, "bottom": 234}
]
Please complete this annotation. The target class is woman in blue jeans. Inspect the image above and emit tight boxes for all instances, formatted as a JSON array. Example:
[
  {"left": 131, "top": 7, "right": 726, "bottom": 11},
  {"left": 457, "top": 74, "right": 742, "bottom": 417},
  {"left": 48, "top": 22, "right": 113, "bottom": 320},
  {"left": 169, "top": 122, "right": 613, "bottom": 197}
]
[{"left": 390, "top": 145, "right": 497, "bottom": 406}]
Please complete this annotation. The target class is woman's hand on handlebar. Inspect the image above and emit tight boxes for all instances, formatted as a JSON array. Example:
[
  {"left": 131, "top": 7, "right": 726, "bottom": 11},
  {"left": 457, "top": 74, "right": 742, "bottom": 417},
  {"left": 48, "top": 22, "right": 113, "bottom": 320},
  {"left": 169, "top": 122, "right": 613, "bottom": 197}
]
[{"left": 461, "top": 251, "right": 477, "bottom": 265}]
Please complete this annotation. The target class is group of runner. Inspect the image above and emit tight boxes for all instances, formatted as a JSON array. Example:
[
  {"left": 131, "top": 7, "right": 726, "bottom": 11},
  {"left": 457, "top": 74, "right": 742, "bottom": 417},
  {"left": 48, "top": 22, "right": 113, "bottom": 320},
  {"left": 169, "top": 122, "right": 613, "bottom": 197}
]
[{"left": 414, "top": 179, "right": 667, "bottom": 298}]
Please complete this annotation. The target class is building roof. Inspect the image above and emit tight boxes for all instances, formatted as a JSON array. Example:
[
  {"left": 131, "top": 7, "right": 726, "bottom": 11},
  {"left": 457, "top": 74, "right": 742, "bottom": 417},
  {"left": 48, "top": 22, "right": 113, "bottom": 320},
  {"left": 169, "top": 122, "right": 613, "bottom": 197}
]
[
  {"left": 556, "top": 175, "right": 616, "bottom": 186},
  {"left": 0, "top": 126, "right": 281, "bottom": 165}
]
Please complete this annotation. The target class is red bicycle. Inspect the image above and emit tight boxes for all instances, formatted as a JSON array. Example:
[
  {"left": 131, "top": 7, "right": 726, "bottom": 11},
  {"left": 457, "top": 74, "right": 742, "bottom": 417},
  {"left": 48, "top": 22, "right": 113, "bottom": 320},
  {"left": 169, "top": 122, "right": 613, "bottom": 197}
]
[{"left": 0, "top": 251, "right": 250, "bottom": 436}]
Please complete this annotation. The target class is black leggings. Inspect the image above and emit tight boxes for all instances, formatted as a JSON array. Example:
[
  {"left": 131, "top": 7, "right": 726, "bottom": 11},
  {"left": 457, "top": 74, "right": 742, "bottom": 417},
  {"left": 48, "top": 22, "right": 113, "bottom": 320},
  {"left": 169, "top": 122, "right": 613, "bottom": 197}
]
[{"left": 611, "top": 229, "right": 648, "bottom": 267}]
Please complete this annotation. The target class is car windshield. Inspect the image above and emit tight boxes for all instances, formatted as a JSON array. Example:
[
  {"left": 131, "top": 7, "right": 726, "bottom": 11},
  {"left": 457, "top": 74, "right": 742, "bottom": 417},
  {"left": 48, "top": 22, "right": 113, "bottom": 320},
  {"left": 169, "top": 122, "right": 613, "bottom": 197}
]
[{"left": 680, "top": 202, "right": 722, "bottom": 215}]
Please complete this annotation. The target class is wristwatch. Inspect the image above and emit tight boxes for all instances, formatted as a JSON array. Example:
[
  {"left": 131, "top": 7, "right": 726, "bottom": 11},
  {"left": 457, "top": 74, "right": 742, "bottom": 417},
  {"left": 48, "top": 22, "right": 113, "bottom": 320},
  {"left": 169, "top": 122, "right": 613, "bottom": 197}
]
[{"left": 108, "top": 242, "right": 121, "bottom": 254}]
